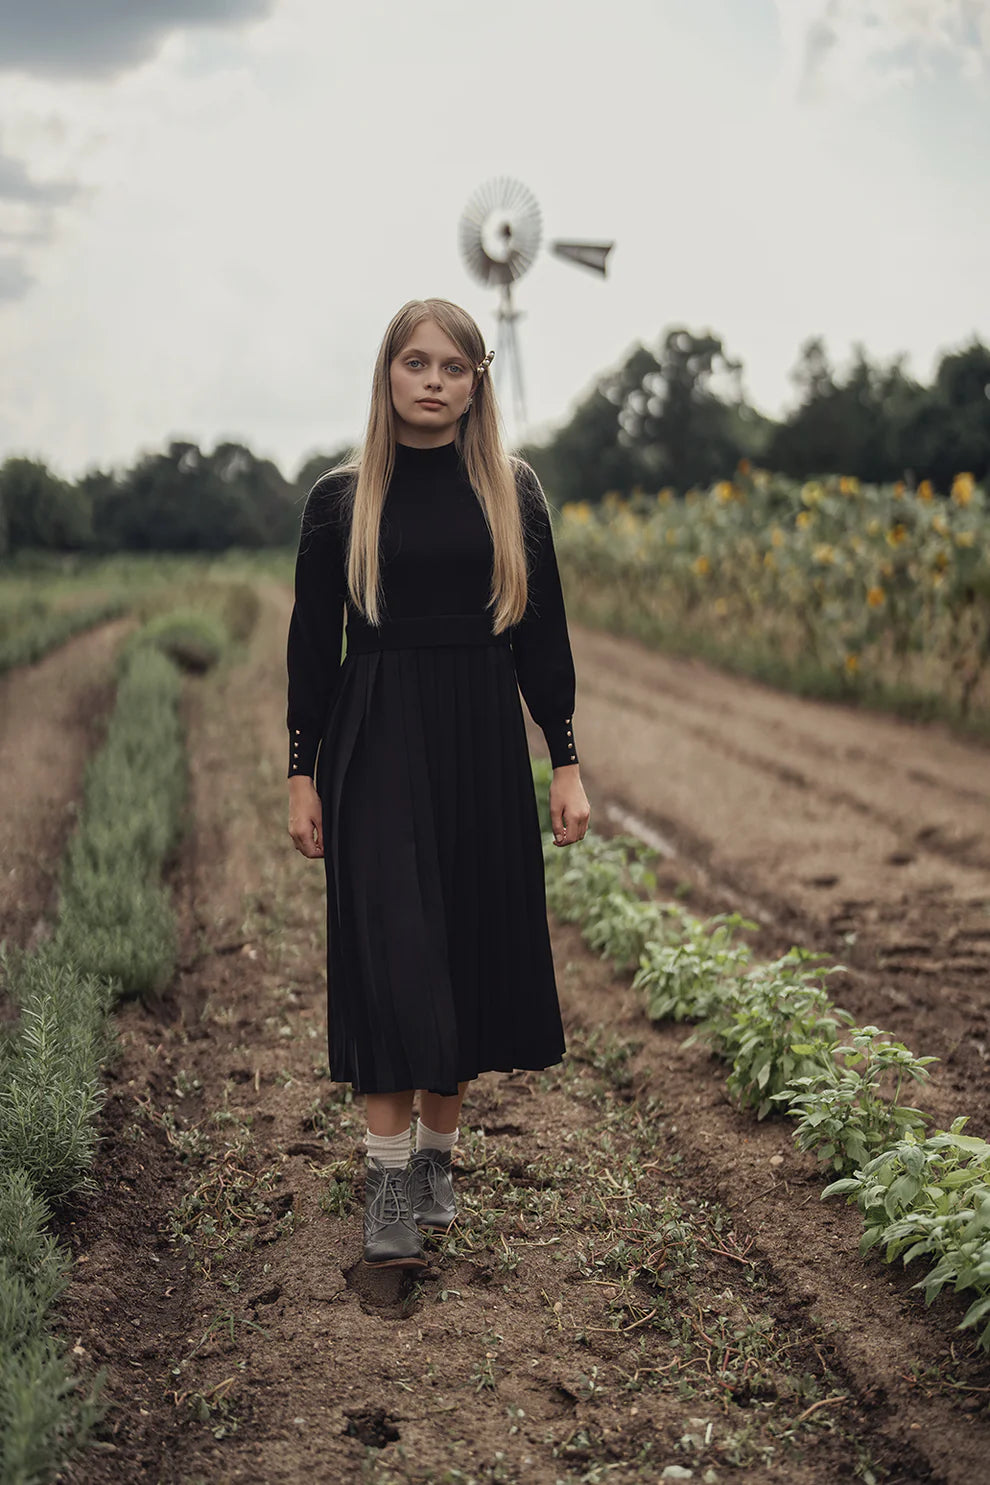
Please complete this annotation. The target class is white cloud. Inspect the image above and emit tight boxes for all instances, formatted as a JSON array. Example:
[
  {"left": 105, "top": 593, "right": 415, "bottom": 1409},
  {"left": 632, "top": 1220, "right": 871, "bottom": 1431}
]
[
  {"left": 0, "top": 0, "right": 988, "bottom": 478},
  {"left": 0, "top": 1, "right": 274, "bottom": 81},
  {"left": 775, "top": 0, "right": 990, "bottom": 99}
]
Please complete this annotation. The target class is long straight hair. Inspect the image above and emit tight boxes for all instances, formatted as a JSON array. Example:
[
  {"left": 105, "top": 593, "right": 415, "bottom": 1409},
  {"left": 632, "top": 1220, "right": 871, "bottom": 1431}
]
[{"left": 328, "top": 298, "right": 540, "bottom": 630}]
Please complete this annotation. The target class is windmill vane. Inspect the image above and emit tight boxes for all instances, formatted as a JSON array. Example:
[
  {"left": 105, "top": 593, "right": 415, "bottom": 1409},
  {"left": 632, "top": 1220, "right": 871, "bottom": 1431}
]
[{"left": 458, "top": 176, "right": 614, "bottom": 437}]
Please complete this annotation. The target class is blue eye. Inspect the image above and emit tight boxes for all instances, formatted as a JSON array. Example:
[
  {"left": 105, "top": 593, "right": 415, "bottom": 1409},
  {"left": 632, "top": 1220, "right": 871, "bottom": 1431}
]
[{"left": 404, "top": 357, "right": 465, "bottom": 374}]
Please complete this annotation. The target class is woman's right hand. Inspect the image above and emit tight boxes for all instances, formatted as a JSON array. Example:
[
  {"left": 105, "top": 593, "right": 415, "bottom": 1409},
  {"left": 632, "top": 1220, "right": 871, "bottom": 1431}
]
[{"left": 288, "top": 776, "right": 324, "bottom": 859}]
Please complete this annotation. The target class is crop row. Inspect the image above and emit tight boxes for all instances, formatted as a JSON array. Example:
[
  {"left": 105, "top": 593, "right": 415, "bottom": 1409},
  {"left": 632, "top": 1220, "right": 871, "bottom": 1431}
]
[
  {"left": 0, "top": 596, "right": 130, "bottom": 675},
  {"left": 532, "top": 759, "right": 990, "bottom": 1355},
  {"left": 555, "top": 470, "right": 990, "bottom": 722},
  {"left": 0, "top": 610, "right": 231, "bottom": 1484}
]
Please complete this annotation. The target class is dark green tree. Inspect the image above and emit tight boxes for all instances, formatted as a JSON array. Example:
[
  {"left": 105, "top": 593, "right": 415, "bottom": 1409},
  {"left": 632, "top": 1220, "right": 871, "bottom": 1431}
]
[
  {"left": 528, "top": 327, "right": 756, "bottom": 502},
  {"left": 920, "top": 340, "right": 990, "bottom": 488},
  {"left": 114, "top": 441, "right": 243, "bottom": 550},
  {"left": 295, "top": 445, "right": 357, "bottom": 498},
  {"left": 769, "top": 336, "right": 990, "bottom": 488},
  {"left": 0, "top": 457, "right": 92, "bottom": 551},
  {"left": 207, "top": 442, "right": 298, "bottom": 546},
  {"left": 81, "top": 467, "right": 129, "bottom": 552}
]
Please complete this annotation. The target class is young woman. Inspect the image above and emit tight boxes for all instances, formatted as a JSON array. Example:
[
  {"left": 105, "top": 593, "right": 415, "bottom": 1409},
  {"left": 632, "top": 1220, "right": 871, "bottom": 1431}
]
[{"left": 286, "top": 298, "right": 590, "bottom": 1268}]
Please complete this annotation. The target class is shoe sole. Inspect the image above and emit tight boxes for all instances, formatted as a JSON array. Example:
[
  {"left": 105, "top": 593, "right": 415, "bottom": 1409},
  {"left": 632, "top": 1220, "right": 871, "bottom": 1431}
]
[{"left": 363, "top": 1253, "right": 428, "bottom": 1269}]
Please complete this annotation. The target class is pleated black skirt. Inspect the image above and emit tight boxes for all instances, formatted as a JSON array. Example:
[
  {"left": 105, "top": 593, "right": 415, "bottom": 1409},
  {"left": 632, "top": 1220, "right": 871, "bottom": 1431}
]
[{"left": 314, "top": 612, "right": 566, "bottom": 1096}]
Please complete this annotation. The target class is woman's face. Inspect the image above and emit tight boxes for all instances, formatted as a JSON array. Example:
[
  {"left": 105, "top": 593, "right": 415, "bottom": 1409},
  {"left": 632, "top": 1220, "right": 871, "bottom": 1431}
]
[{"left": 389, "top": 318, "right": 477, "bottom": 446}]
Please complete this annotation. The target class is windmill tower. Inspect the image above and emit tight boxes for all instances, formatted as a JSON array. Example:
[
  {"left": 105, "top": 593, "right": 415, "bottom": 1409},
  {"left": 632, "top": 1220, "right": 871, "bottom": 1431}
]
[{"left": 458, "top": 177, "right": 613, "bottom": 437}]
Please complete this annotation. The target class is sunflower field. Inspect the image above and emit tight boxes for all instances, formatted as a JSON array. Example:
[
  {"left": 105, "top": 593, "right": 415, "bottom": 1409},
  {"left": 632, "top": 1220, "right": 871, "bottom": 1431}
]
[{"left": 555, "top": 467, "right": 990, "bottom": 723}]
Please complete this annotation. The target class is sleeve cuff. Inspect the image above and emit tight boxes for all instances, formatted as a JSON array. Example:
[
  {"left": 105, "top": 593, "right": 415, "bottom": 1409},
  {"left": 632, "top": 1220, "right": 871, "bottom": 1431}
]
[
  {"left": 543, "top": 716, "right": 579, "bottom": 770},
  {"left": 288, "top": 728, "right": 320, "bottom": 779}
]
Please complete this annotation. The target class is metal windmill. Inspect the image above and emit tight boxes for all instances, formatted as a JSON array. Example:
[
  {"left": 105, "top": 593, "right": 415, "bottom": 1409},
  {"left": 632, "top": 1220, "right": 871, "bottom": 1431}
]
[{"left": 458, "top": 177, "right": 614, "bottom": 434}]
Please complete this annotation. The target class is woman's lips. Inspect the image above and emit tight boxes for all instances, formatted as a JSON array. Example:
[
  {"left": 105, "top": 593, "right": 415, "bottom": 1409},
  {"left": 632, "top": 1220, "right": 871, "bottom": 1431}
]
[{"left": 417, "top": 399, "right": 444, "bottom": 408}]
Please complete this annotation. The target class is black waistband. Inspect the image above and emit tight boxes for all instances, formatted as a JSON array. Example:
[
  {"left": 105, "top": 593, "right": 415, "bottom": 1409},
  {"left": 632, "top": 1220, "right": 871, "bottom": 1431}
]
[{"left": 345, "top": 613, "right": 513, "bottom": 655}]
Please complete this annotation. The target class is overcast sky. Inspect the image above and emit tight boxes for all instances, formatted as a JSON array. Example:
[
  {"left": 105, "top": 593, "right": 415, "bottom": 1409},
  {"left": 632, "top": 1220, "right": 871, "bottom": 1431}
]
[{"left": 1, "top": 0, "right": 988, "bottom": 481}]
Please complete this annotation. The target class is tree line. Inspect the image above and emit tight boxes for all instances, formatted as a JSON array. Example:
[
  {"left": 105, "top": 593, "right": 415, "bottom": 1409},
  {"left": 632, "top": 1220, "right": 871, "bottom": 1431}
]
[
  {"left": 2, "top": 330, "right": 988, "bottom": 555},
  {"left": 0, "top": 441, "right": 351, "bottom": 557},
  {"left": 523, "top": 331, "right": 990, "bottom": 505}
]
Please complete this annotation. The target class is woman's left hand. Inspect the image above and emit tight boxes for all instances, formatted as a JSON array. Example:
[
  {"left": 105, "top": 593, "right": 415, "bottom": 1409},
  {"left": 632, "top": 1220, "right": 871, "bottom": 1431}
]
[{"left": 550, "top": 765, "right": 591, "bottom": 846}]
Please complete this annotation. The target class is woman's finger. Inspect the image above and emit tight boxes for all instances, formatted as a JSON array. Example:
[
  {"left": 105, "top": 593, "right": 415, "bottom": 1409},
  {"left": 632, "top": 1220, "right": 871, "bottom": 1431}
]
[{"left": 288, "top": 810, "right": 324, "bottom": 858}]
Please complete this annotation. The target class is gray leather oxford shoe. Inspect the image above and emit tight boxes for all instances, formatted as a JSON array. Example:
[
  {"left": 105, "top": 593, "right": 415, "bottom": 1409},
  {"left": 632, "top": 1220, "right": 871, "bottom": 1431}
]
[
  {"left": 410, "top": 1147, "right": 456, "bottom": 1231},
  {"left": 363, "top": 1159, "right": 426, "bottom": 1268}
]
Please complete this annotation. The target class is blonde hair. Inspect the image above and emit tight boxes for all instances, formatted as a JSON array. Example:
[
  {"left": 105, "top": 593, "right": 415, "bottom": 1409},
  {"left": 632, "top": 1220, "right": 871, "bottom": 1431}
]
[{"left": 326, "top": 297, "right": 541, "bottom": 630}]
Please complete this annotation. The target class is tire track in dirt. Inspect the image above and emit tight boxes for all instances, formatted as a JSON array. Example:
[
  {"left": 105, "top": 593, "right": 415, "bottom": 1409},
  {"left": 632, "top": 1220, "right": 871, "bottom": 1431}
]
[
  {"left": 558, "top": 622, "right": 990, "bottom": 1131},
  {"left": 568, "top": 625, "right": 990, "bottom": 911},
  {"left": 0, "top": 617, "right": 133, "bottom": 958},
  {"left": 55, "top": 585, "right": 932, "bottom": 1485}
]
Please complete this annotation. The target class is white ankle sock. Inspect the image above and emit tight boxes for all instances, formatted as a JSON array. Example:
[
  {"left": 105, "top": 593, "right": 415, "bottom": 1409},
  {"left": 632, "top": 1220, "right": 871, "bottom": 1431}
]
[
  {"left": 416, "top": 1119, "right": 458, "bottom": 1153},
  {"left": 365, "top": 1126, "right": 411, "bottom": 1170}
]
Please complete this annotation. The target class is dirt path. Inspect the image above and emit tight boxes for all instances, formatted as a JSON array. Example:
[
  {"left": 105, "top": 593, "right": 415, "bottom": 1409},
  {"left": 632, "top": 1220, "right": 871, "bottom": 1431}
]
[
  {"left": 0, "top": 617, "right": 132, "bottom": 955},
  {"left": 50, "top": 589, "right": 990, "bottom": 1484},
  {"left": 562, "top": 623, "right": 990, "bottom": 1130}
]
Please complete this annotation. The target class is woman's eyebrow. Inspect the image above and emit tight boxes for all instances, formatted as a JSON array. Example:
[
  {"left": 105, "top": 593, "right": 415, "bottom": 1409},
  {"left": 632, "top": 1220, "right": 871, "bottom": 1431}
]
[{"left": 402, "top": 347, "right": 466, "bottom": 361}]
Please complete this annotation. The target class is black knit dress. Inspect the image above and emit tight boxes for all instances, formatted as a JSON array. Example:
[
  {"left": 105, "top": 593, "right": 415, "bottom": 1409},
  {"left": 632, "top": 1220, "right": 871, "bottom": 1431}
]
[{"left": 286, "top": 440, "right": 579, "bottom": 1096}]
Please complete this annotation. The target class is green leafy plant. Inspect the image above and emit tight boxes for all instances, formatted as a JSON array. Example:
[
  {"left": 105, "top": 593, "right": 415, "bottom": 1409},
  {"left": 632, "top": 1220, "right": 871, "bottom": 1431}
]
[
  {"left": 695, "top": 951, "right": 850, "bottom": 1119},
  {"left": 635, "top": 911, "right": 755, "bottom": 1023},
  {"left": 582, "top": 892, "right": 670, "bottom": 973},
  {"left": 532, "top": 786, "right": 990, "bottom": 1357},
  {"left": 543, "top": 833, "right": 657, "bottom": 927},
  {"left": 778, "top": 1025, "right": 936, "bottom": 1172},
  {"left": 824, "top": 1119, "right": 990, "bottom": 1349}
]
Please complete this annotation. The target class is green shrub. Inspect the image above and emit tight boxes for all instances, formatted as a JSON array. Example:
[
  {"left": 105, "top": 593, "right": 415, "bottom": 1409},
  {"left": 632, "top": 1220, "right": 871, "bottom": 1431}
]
[
  {"left": 0, "top": 1168, "right": 107, "bottom": 1484},
  {"left": 52, "top": 643, "right": 187, "bottom": 995},
  {"left": 124, "top": 606, "right": 228, "bottom": 673},
  {"left": 0, "top": 948, "right": 114, "bottom": 1204},
  {"left": 52, "top": 885, "right": 178, "bottom": 1001},
  {"left": 134, "top": 578, "right": 260, "bottom": 647},
  {"left": 0, "top": 603, "right": 191, "bottom": 1481}
]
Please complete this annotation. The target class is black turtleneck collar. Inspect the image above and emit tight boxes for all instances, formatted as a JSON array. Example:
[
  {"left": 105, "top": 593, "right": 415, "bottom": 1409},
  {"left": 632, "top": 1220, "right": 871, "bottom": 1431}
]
[{"left": 393, "top": 438, "right": 463, "bottom": 475}]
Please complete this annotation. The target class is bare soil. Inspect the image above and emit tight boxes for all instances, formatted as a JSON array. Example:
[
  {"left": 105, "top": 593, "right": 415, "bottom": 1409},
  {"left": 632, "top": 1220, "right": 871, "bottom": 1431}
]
[
  {"left": 4, "top": 597, "right": 987, "bottom": 1483},
  {"left": 570, "top": 625, "right": 990, "bottom": 1134}
]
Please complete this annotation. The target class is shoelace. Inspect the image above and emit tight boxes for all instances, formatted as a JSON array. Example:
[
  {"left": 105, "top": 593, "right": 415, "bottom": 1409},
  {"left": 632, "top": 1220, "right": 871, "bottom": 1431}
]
[
  {"left": 366, "top": 1166, "right": 409, "bottom": 1230},
  {"left": 412, "top": 1152, "right": 452, "bottom": 1209}
]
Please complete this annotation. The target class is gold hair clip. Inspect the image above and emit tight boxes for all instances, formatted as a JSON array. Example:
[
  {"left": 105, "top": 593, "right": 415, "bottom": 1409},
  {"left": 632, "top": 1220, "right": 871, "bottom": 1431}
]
[{"left": 476, "top": 350, "right": 495, "bottom": 376}]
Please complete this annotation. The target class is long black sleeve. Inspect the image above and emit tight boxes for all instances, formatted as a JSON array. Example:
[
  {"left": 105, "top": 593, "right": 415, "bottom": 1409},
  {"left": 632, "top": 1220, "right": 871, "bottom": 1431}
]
[
  {"left": 286, "top": 475, "right": 348, "bottom": 778},
  {"left": 510, "top": 464, "right": 579, "bottom": 769}
]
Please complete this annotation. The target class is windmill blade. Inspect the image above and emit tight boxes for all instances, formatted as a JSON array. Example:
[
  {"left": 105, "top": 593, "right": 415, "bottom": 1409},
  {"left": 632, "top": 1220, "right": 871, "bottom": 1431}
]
[
  {"left": 459, "top": 177, "right": 542, "bottom": 288},
  {"left": 550, "top": 240, "right": 614, "bottom": 276}
]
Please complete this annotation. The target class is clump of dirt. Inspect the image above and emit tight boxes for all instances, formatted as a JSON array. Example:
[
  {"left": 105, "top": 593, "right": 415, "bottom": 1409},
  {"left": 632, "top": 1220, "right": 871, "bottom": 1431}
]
[{"left": 343, "top": 1407, "right": 401, "bottom": 1447}]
